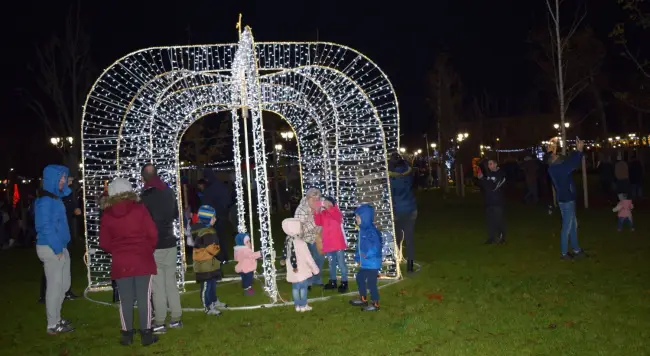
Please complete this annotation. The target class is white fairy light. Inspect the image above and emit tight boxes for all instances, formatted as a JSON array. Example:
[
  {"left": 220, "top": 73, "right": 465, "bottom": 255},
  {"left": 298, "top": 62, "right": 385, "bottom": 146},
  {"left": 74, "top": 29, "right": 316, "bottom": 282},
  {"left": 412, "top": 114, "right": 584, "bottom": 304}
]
[{"left": 81, "top": 25, "right": 401, "bottom": 300}]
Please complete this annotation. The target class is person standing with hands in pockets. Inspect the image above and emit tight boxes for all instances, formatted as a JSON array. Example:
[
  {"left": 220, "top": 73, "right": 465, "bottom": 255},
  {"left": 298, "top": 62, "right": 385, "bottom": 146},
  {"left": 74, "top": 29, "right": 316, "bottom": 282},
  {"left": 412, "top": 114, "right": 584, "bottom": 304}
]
[
  {"left": 35, "top": 165, "right": 75, "bottom": 335},
  {"left": 545, "top": 137, "right": 587, "bottom": 261}
]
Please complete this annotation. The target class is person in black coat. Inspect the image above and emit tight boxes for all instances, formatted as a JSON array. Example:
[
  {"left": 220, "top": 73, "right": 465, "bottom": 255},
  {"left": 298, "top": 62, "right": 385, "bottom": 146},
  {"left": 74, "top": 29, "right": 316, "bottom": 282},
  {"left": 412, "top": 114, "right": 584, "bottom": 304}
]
[
  {"left": 198, "top": 168, "right": 234, "bottom": 261},
  {"left": 477, "top": 157, "right": 507, "bottom": 245}
]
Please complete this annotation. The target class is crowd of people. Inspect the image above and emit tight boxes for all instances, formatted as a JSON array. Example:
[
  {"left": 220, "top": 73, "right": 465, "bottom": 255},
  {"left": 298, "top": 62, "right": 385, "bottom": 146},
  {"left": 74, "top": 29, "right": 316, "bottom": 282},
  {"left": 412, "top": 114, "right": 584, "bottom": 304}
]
[
  {"left": 28, "top": 137, "right": 643, "bottom": 346},
  {"left": 30, "top": 152, "right": 419, "bottom": 346}
]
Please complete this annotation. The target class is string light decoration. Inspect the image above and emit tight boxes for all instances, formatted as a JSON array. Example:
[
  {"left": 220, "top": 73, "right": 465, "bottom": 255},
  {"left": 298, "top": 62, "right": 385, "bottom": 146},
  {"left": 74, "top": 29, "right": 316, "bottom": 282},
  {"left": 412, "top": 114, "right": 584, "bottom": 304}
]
[{"left": 81, "top": 24, "right": 400, "bottom": 300}]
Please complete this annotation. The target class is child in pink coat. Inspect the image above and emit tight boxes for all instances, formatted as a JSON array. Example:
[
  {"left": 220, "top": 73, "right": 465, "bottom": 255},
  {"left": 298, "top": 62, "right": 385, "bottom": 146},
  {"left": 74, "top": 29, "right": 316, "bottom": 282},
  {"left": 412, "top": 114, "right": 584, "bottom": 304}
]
[
  {"left": 283, "top": 218, "right": 320, "bottom": 312},
  {"left": 314, "top": 197, "right": 349, "bottom": 293},
  {"left": 233, "top": 233, "right": 262, "bottom": 296},
  {"left": 613, "top": 193, "right": 634, "bottom": 232}
]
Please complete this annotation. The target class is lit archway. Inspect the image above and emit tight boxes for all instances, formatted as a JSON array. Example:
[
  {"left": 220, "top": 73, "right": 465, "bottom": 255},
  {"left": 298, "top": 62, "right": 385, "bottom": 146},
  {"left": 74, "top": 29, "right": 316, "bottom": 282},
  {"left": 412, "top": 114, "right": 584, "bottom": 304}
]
[{"left": 81, "top": 26, "right": 400, "bottom": 303}]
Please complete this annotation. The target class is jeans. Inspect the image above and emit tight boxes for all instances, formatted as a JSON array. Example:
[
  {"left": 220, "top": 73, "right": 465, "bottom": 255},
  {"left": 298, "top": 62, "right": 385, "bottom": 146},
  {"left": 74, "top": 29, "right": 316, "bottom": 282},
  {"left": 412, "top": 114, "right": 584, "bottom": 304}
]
[
  {"left": 356, "top": 268, "right": 379, "bottom": 301},
  {"left": 116, "top": 275, "right": 152, "bottom": 331},
  {"left": 199, "top": 278, "right": 217, "bottom": 309},
  {"left": 327, "top": 250, "right": 348, "bottom": 282},
  {"left": 486, "top": 206, "right": 506, "bottom": 243},
  {"left": 36, "top": 246, "right": 71, "bottom": 328},
  {"left": 558, "top": 201, "right": 580, "bottom": 255},
  {"left": 153, "top": 248, "right": 182, "bottom": 324},
  {"left": 394, "top": 210, "right": 417, "bottom": 261},
  {"left": 306, "top": 242, "right": 324, "bottom": 286},
  {"left": 240, "top": 271, "right": 254, "bottom": 289},
  {"left": 291, "top": 280, "right": 309, "bottom": 307},
  {"left": 617, "top": 217, "right": 634, "bottom": 231}
]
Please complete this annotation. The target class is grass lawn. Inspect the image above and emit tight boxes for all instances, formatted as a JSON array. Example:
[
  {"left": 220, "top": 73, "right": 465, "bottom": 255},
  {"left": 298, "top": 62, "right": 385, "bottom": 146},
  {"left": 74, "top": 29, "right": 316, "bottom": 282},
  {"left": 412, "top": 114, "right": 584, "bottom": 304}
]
[{"left": 1, "top": 190, "right": 649, "bottom": 355}]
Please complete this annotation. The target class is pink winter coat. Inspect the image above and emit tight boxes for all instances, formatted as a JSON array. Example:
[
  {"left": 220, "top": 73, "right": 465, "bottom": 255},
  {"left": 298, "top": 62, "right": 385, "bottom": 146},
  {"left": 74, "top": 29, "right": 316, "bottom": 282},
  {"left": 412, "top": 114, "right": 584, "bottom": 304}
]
[
  {"left": 313, "top": 206, "right": 347, "bottom": 254},
  {"left": 285, "top": 238, "right": 320, "bottom": 283},
  {"left": 233, "top": 246, "right": 262, "bottom": 274},
  {"left": 613, "top": 200, "right": 634, "bottom": 218}
]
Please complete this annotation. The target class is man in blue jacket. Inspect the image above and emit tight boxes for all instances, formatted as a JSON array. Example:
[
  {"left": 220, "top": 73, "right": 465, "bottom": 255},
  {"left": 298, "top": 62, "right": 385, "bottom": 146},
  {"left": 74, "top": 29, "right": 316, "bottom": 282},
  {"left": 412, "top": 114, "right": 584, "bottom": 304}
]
[
  {"left": 388, "top": 153, "right": 417, "bottom": 272},
  {"left": 35, "top": 165, "right": 74, "bottom": 334},
  {"left": 546, "top": 137, "right": 587, "bottom": 260},
  {"left": 349, "top": 204, "right": 383, "bottom": 311}
]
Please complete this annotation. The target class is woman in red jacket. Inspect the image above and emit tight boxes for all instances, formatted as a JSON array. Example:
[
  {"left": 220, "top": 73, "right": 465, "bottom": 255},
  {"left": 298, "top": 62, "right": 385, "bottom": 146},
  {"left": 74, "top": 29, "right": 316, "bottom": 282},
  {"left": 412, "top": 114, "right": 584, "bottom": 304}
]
[
  {"left": 100, "top": 178, "right": 159, "bottom": 347},
  {"left": 313, "top": 197, "right": 348, "bottom": 293}
]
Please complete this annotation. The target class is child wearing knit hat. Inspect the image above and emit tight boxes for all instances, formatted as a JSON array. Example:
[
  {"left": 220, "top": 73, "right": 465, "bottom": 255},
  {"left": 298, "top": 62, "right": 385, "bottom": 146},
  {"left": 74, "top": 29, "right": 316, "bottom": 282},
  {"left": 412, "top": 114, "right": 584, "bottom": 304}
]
[
  {"left": 233, "top": 233, "right": 262, "bottom": 296},
  {"left": 190, "top": 205, "right": 226, "bottom": 315}
]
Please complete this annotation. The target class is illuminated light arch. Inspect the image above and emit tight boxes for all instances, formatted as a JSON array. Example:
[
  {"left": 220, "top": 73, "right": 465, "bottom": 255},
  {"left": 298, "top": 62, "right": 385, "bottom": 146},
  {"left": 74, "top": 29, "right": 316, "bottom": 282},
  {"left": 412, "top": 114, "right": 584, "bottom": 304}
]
[{"left": 81, "top": 26, "right": 401, "bottom": 304}]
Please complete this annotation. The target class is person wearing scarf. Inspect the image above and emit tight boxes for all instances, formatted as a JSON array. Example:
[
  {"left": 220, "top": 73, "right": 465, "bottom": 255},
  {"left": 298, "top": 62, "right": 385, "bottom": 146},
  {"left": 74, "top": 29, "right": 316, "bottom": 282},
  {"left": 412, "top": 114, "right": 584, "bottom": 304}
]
[{"left": 293, "top": 187, "right": 323, "bottom": 288}]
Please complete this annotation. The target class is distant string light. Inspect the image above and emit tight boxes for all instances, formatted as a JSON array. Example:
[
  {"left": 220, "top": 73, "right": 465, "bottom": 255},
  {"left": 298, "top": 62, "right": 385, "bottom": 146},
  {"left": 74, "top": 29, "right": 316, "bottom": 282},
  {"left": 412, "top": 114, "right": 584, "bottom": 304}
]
[{"left": 81, "top": 26, "right": 400, "bottom": 299}]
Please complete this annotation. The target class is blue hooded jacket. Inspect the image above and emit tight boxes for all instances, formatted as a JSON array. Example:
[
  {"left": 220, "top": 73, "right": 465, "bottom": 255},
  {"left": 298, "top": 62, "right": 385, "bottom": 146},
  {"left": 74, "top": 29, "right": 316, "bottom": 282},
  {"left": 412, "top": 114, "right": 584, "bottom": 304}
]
[
  {"left": 389, "top": 161, "right": 417, "bottom": 214},
  {"left": 36, "top": 165, "right": 72, "bottom": 254},
  {"left": 354, "top": 204, "right": 383, "bottom": 270},
  {"left": 547, "top": 151, "right": 583, "bottom": 203}
]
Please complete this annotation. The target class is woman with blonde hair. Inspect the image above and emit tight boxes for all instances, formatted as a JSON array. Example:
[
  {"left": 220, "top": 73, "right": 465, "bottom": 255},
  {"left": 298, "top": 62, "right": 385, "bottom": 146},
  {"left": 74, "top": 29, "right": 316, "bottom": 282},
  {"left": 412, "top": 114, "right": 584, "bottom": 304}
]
[{"left": 294, "top": 187, "right": 324, "bottom": 288}]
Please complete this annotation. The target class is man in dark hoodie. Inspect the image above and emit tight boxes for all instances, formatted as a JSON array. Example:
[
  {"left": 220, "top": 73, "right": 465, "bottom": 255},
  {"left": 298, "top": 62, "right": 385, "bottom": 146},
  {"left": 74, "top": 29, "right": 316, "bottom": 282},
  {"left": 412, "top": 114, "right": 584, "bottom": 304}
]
[
  {"left": 197, "top": 168, "right": 234, "bottom": 260},
  {"left": 388, "top": 153, "right": 417, "bottom": 273},
  {"left": 477, "top": 157, "right": 507, "bottom": 244},
  {"left": 140, "top": 164, "right": 183, "bottom": 333},
  {"left": 35, "top": 165, "right": 75, "bottom": 335},
  {"left": 545, "top": 137, "right": 586, "bottom": 261}
]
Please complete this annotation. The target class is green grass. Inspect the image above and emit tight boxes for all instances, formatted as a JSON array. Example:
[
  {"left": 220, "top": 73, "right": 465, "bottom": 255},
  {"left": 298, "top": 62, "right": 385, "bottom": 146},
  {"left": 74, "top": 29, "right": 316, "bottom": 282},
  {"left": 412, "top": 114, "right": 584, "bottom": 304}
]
[{"left": 1, "top": 190, "right": 649, "bottom": 355}]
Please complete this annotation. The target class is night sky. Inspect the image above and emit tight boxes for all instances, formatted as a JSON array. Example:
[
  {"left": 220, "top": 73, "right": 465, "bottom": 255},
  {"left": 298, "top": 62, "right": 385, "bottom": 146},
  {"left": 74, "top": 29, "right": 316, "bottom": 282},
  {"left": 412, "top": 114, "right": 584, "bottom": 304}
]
[{"left": 0, "top": 0, "right": 627, "bottom": 177}]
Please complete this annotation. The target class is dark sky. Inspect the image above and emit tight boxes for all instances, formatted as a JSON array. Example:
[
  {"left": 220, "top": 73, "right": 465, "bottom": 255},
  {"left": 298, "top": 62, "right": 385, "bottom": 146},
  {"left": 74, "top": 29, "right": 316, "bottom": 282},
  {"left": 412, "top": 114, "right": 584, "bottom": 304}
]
[{"left": 0, "top": 0, "right": 625, "bottom": 177}]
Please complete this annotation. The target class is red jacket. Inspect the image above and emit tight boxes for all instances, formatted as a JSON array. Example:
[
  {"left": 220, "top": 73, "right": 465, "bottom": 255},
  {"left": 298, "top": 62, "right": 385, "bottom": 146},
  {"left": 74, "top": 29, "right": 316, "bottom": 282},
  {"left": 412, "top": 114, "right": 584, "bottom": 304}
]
[
  {"left": 99, "top": 194, "right": 158, "bottom": 280},
  {"left": 313, "top": 205, "right": 347, "bottom": 253}
]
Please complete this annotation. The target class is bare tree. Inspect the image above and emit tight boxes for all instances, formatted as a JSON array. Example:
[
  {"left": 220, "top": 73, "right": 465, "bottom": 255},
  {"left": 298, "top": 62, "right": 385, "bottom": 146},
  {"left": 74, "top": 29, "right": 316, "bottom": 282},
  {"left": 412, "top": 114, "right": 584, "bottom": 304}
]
[
  {"left": 428, "top": 54, "right": 464, "bottom": 192},
  {"left": 611, "top": 0, "right": 650, "bottom": 121},
  {"left": 20, "top": 1, "right": 93, "bottom": 178},
  {"left": 537, "top": 0, "right": 588, "bottom": 154},
  {"left": 181, "top": 118, "right": 231, "bottom": 166}
]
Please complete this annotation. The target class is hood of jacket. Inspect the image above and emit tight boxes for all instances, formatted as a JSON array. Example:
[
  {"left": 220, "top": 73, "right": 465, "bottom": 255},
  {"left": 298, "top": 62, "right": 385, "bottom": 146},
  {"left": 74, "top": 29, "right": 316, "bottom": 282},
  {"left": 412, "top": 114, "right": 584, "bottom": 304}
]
[
  {"left": 235, "top": 233, "right": 250, "bottom": 246},
  {"left": 282, "top": 218, "right": 302, "bottom": 237},
  {"left": 389, "top": 160, "right": 411, "bottom": 176},
  {"left": 102, "top": 192, "right": 140, "bottom": 218},
  {"left": 355, "top": 204, "right": 375, "bottom": 229},
  {"left": 143, "top": 176, "right": 168, "bottom": 191},
  {"left": 42, "top": 165, "right": 71, "bottom": 198}
]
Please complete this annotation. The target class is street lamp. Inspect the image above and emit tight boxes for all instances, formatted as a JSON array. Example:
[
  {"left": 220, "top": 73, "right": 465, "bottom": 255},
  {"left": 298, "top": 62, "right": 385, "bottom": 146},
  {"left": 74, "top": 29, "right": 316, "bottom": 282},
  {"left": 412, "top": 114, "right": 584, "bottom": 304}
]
[
  {"left": 430, "top": 143, "right": 437, "bottom": 149},
  {"left": 280, "top": 131, "right": 294, "bottom": 140},
  {"left": 50, "top": 136, "right": 74, "bottom": 149},
  {"left": 417, "top": 149, "right": 422, "bottom": 154},
  {"left": 399, "top": 147, "right": 406, "bottom": 153},
  {"left": 274, "top": 144, "right": 283, "bottom": 151}
]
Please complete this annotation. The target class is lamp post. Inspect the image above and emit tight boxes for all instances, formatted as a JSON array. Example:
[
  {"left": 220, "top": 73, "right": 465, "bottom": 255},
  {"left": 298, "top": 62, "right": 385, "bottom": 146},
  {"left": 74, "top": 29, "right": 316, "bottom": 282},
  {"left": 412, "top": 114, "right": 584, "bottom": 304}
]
[{"left": 280, "top": 131, "right": 294, "bottom": 141}]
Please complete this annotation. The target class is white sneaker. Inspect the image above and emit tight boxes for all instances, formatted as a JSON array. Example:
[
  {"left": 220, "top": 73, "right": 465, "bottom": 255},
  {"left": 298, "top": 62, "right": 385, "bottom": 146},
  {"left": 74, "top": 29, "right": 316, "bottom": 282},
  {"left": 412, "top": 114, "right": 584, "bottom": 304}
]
[
  {"left": 295, "top": 306, "right": 303, "bottom": 312},
  {"left": 205, "top": 307, "right": 222, "bottom": 316},
  {"left": 302, "top": 305, "right": 312, "bottom": 312},
  {"left": 212, "top": 299, "right": 228, "bottom": 309}
]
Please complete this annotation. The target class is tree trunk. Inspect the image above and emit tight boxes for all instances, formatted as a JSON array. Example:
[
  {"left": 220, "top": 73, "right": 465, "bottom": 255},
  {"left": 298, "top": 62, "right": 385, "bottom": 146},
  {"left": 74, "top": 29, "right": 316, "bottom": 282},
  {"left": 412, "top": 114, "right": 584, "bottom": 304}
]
[{"left": 553, "top": 0, "right": 568, "bottom": 155}]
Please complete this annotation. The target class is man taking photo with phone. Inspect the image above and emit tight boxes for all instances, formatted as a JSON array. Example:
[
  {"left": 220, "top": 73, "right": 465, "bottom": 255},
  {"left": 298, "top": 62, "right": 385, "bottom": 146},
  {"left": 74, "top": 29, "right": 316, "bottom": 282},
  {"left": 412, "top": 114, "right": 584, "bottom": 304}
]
[{"left": 545, "top": 137, "right": 587, "bottom": 261}]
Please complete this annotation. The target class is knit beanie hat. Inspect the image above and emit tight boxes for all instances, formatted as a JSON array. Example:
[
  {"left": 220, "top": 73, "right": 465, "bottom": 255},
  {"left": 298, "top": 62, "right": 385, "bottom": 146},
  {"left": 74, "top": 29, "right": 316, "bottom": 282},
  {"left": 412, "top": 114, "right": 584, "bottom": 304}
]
[
  {"left": 324, "top": 196, "right": 336, "bottom": 206},
  {"left": 235, "top": 233, "right": 249, "bottom": 246},
  {"left": 108, "top": 178, "right": 132, "bottom": 197},
  {"left": 197, "top": 205, "right": 216, "bottom": 226}
]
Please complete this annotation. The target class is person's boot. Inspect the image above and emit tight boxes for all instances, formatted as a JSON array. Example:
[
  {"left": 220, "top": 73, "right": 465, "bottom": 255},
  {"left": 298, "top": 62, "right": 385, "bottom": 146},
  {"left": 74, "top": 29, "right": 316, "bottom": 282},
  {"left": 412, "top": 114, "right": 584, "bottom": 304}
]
[
  {"left": 338, "top": 281, "right": 349, "bottom": 293},
  {"left": 349, "top": 296, "right": 368, "bottom": 307},
  {"left": 407, "top": 260, "right": 414, "bottom": 273},
  {"left": 140, "top": 329, "right": 159, "bottom": 346},
  {"left": 65, "top": 290, "right": 78, "bottom": 300},
  {"left": 120, "top": 329, "right": 134, "bottom": 346},
  {"left": 323, "top": 279, "right": 337, "bottom": 290},
  {"left": 362, "top": 301, "right": 380, "bottom": 311}
]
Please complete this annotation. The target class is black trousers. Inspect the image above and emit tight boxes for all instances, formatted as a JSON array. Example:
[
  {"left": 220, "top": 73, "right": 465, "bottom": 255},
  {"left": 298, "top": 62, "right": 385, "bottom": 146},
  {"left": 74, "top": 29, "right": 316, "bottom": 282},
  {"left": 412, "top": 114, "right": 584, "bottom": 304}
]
[{"left": 485, "top": 206, "right": 506, "bottom": 243}]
